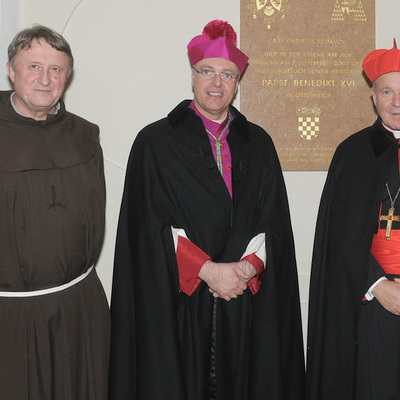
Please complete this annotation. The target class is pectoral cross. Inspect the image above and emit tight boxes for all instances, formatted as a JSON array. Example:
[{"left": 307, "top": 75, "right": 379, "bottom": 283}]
[{"left": 380, "top": 205, "right": 400, "bottom": 240}]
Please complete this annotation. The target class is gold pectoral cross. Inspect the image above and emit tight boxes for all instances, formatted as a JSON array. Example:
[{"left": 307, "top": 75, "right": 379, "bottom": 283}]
[{"left": 380, "top": 205, "right": 400, "bottom": 240}]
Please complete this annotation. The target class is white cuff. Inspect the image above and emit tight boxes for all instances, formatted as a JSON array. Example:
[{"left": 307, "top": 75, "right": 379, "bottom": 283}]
[
  {"left": 171, "top": 228, "right": 267, "bottom": 268},
  {"left": 171, "top": 227, "right": 188, "bottom": 252},
  {"left": 241, "top": 233, "right": 267, "bottom": 267},
  {"left": 365, "top": 276, "right": 388, "bottom": 301}
]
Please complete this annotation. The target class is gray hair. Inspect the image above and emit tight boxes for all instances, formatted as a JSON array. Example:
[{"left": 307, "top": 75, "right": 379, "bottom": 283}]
[{"left": 8, "top": 24, "right": 74, "bottom": 77}]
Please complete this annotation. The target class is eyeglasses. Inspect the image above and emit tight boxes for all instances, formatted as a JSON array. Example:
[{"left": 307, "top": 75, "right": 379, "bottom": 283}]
[{"left": 192, "top": 66, "right": 239, "bottom": 83}]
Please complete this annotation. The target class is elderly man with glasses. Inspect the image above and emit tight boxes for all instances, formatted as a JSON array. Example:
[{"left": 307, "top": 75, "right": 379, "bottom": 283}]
[{"left": 109, "top": 19, "right": 305, "bottom": 400}]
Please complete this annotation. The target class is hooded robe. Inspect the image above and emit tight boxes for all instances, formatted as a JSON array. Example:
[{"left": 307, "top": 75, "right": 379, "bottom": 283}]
[{"left": 0, "top": 90, "right": 110, "bottom": 400}]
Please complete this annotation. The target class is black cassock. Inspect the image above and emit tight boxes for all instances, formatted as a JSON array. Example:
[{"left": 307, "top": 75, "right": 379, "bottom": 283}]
[
  {"left": 109, "top": 100, "right": 304, "bottom": 400},
  {"left": 307, "top": 118, "right": 400, "bottom": 400}
]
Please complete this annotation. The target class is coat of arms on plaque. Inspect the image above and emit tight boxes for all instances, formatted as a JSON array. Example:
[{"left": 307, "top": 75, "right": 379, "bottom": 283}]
[
  {"left": 331, "top": 0, "right": 367, "bottom": 21},
  {"left": 246, "top": 0, "right": 291, "bottom": 29},
  {"left": 297, "top": 107, "right": 321, "bottom": 140}
]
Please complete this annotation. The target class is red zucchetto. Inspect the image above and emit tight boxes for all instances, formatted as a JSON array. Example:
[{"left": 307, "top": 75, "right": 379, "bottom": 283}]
[
  {"left": 362, "top": 39, "right": 400, "bottom": 83},
  {"left": 187, "top": 20, "right": 249, "bottom": 74}
]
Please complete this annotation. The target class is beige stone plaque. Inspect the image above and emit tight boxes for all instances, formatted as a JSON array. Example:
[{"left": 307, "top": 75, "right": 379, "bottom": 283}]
[{"left": 240, "top": 0, "right": 375, "bottom": 170}]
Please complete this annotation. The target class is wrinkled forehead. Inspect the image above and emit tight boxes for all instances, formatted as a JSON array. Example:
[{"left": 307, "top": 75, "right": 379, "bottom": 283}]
[
  {"left": 374, "top": 71, "right": 400, "bottom": 90},
  {"left": 12, "top": 38, "right": 72, "bottom": 75}
]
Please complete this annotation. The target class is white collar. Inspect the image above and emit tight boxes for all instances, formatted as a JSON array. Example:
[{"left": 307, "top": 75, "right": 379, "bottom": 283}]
[
  {"left": 382, "top": 122, "right": 400, "bottom": 139},
  {"left": 10, "top": 92, "right": 60, "bottom": 117}
]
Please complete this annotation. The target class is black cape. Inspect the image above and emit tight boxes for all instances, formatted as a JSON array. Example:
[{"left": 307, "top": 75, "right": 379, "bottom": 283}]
[
  {"left": 109, "top": 100, "right": 305, "bottom": 400},
  {"left": 306, "top": 118, "right": 399, "bottom": 399}
]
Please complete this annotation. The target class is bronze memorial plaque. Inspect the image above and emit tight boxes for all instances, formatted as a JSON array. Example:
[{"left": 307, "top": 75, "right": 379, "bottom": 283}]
[{"left": 240, "top": 0, "right": 376, "bottom": 170}]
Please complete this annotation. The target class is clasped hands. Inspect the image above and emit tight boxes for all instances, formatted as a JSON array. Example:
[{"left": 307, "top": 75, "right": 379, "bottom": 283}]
[{"left": 198, "top": 259, "right": 256, "bottom": 301}]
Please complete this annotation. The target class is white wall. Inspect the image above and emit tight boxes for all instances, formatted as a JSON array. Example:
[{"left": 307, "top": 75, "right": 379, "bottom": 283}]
[
  {"left": 7, "top": 0, "right": 400, "bottom": 336},
  {"left": 0, "top": 0, "right": 17, "bottom": 89}
]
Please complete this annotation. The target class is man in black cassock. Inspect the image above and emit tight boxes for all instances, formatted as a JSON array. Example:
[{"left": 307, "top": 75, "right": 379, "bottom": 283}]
[
  {"left": 307, "top": 41, "right": 400, "bottom": 400},
  {"left": 109, "top": 19, "right": 305, "bottom": 400}
]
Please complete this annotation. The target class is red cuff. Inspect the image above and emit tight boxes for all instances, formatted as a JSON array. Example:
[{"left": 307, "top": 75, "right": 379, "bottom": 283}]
[
  {"left": 241, "top": 253, "right": 264, "bottom": 294},
  {"left": 176, "top": 236, "right": 210, "bottom": 296}
]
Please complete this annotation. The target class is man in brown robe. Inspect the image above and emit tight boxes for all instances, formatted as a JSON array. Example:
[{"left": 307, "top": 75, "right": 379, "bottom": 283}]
[{"left": 0, "top": 25, "right": 110, "bottom": 400}]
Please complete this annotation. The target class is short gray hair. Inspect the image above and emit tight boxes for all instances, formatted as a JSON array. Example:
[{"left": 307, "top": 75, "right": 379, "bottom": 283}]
[{"left": 8, "top": 24, "right": 74, "bottom": 77}]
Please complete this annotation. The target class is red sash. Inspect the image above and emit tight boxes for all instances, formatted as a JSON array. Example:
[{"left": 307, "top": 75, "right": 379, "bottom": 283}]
[
  {"left": 370, "top": 142, "right": 400, "bottom": 274},
  {"left": 370, "top": 229, "right": 400, "bottom": 274}
]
